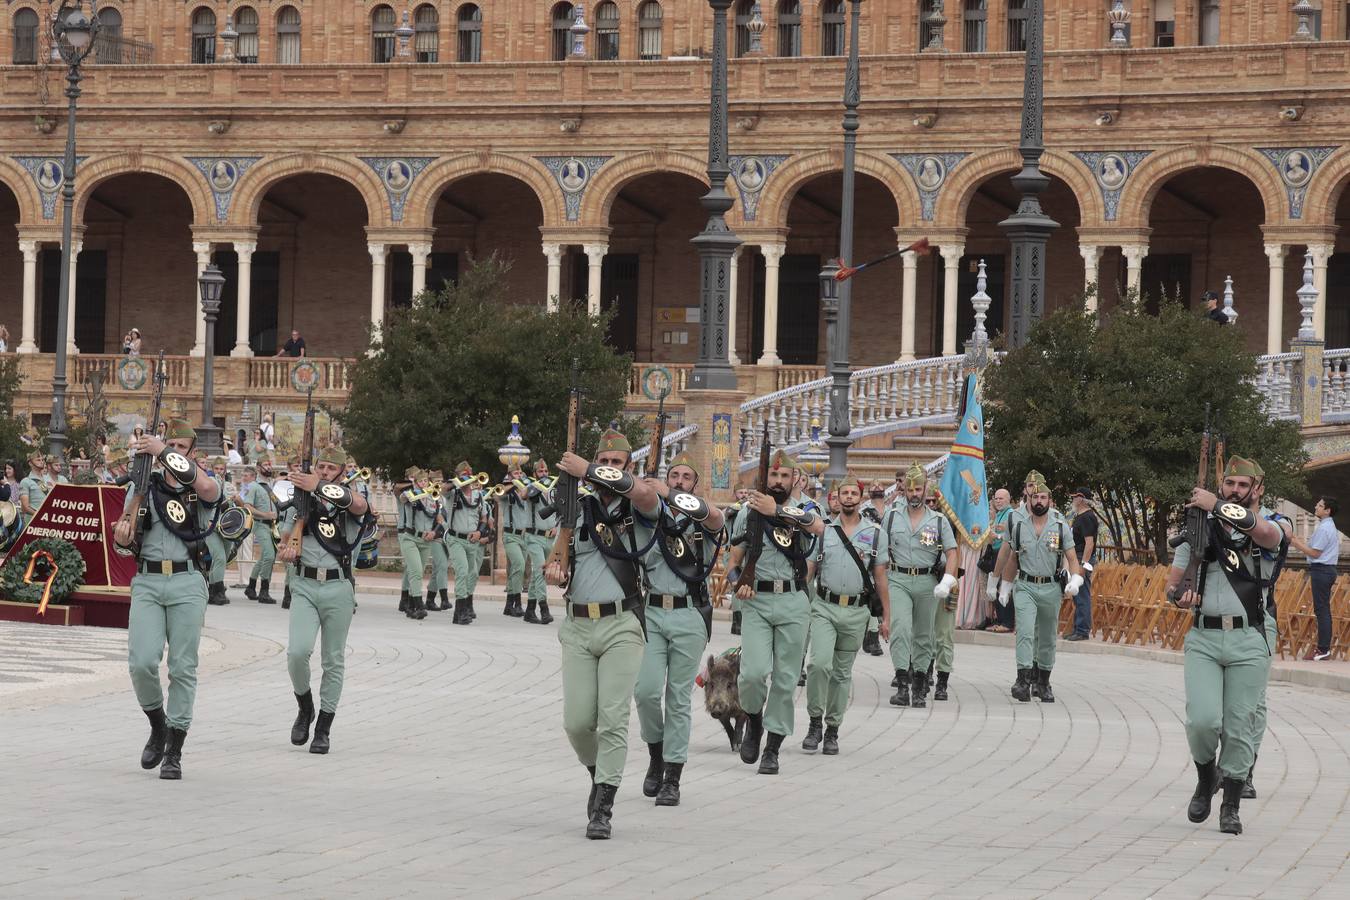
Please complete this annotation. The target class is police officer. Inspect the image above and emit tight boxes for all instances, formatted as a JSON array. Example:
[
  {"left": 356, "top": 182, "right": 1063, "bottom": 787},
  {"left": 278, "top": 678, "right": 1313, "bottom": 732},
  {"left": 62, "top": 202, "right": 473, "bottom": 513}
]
[
  {"left": 394, "top": 467, "right": 432, "bottom": 620},
  {"left": 726, "top": 450, "right": 824, "bottom": 776},
  {"left": 804, "top": 472, "right": 889, "bottom": 755},
  {"left": 522, "top": 458, "right": 557, "bottom": 625},
  {"left": 446, "top": 462, "right": 485, "bottom": 624},
  {"left": 113, "top": 419, "right": 222, "bottom": 780},
  {"left": 279, "top": 446, "right": 370, "bottom": 755},
  {"left": 634, "top": 451, "right": 723, "bottom": 807},
  {"left": 204, "top": 457, "right": 232, "bottom": 606},
  {"left": 993, "top": 473, "right": 1084, "bottom": 703},
  {"left": 882, "top": 464, "right": 958, "bottom": 708},
  {"left": 1167, "top": 456, "right": 1284, "bottom": 835},
  {"left": 544, "top": 429, "right": 660, "bottom": 840},
  {"left": 239, "top": 464, "right": 279, "bottom": 604}
]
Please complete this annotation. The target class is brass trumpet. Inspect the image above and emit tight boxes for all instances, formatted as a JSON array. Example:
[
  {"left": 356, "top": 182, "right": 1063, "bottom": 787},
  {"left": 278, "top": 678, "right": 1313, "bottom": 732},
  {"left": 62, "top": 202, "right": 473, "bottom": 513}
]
[
  {"left": 487, "top": 483, "right": 511, "bottom": 499},
  {"left": 451, "top": 471, "right": 490, "bottom": 489},
  {"left": 342, "top": 466, "right": 372, "bottom": 485}
]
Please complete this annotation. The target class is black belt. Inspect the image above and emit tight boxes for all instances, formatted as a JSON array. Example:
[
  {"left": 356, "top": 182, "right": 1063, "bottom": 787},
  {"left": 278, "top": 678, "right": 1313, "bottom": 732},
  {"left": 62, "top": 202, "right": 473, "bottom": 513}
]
[
  {"left": 298, "top": 566, "right": 349, "bottom": 583},
  {"left": 889, "top": 564, "right": 935, "bottom": 576},
  {"left": 449, "top": 529, "right": 476, "bottom": 540},
  {"left": 504, "top": 528, "right": 526, "bottom": 536},
  {"left": 398, "top": 528, "right": 415, "bottom": 535},
  {"left": 527, "top": 527, "right": 552, "bottom": 536},
  {"left": 1018, "top": 574, "right": 1055, "bottom": 585},
  {"left": 646, "top": 593, "right": 692, "bottom": 610},
  {"left": 568, "top": 597, "right": 643, "bottom": 619},
  {"left": 754, "top": 578, "right": 806, "bottom": 593},
  {"left": 821, "top": 590, "right": 867, "bottom": 607},
  {"left": 1194, "top": 614, "right": 1253, "bottom": 630},
  {"left": 139, "top": 560, "right": 194, "bottom": 576}
]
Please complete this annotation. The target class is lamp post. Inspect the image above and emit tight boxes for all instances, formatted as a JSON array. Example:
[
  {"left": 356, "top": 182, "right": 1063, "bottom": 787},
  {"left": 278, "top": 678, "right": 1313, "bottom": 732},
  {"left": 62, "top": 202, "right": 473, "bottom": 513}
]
[
  {"left": 196, "top": 263, "right": 226, "bottom": 455},
  {"left": 821, "top": 0, "right": 863, "bottom": 485},
  {"left": 497, "top": 415, "right": 532, "bottom": 472},
  {"left": 47, "top": 0, "right": 100, "bottom": 464},
  {"left": 687, "top": 0, "right": 740, "bottom": 391},
  {"left": 999, "top": 0, "right": 1057, "bottom": 350}
]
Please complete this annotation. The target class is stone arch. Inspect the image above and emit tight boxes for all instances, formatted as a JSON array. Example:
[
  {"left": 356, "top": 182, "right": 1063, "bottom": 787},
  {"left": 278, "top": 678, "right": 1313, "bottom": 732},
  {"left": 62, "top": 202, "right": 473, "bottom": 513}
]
[
  {"left": 1116, "top": 144, "right": 1283, "bottom": 227},
  {"left": 758, "top": 149, "right": 920, "bottom": 230},
  {"left": 0, "top": 157, "right": 42, "bottom": 226},
  {"left": 406, "top": 152, "right": 561, "bottom": 230},
  {"left": 932, "top": 148, "right": 1102, "bottom": 227},
  {"left": 1301, "top": 147, "right": 1350, "bottom": 228},
  {"left": 230, "top": 153, "right": 387, "bottom": 227},
  {"left": 72, "top": 153, "right": 213, "bottom": 225},
  {"left": 581, "top": 150, "right": 711, "bottom": 226}
]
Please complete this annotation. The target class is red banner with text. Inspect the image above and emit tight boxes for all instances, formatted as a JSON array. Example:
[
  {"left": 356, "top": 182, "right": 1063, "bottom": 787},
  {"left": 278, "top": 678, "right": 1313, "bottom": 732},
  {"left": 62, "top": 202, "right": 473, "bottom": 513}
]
[{"left": 4, "top": 483, "right": 135, "bottom": 601}]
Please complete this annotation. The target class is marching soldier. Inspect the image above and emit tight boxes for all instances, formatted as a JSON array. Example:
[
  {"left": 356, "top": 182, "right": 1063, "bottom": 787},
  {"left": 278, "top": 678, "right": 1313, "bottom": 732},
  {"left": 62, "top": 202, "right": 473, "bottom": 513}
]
[
  {"left": 424, "top": 469, "right": 452, "bottom": 612},
  {"left": 522, "top": 458, "right": 556, "bottom": 625},
  {"left": 931, "top": 478, "right": 960, "bottom": 701},
  {"left": 992, "top": 473, "right": 1084, "bottom": 703},
  {"left": 446, "top": 462, "right": 485, "bottom": 625},
  {"left": 882, "top": 464, "right": 958, "bottom": 708},
  {"left": 204, "top": 458, "right": 231, "bottom": 606},
  {"left": 1166, "top": 456, "right": 1283, "bottom": 836},
  {"left": 498, "top": 470, "right": 531, "bottom": 617},
  {"left": 113, "top": 419, "right": 222, "bottom": 781},
  {"left": 861, "top": 481, "right": 889, "bottom": 656},
  {"left": 544, "top": 429, "right": 660, "bottom": 840},
  {"left": 278, "top": 446, "right": 370, "bottom": 755},
  {"left": 394, "top": 467, "right": 433, "bottom": 620},
  {"left": 239, "top": 464, "right": 279, "bottom": 604},
  {"left": 634, "top": 451, "right": 723, "bottom": 807},
  {"left": 803, "top": 473, "right": 889, "bottom": 755},
  {"left": 726, "top": 451, "right": 824, "bottom": 776}
]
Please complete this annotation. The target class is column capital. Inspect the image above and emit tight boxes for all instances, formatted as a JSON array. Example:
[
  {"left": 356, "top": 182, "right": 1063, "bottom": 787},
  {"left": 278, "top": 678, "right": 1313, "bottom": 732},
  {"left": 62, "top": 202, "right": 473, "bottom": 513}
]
[
  {"left": 542, "top": 241, "right": 564, "bottom": 262},
  {"left": 901, "top": 249, "right": 919, "bottom": 265},
  {"left": 1307, "top": 242, "right": 1335, "bottom": 261},
  {"left": 582, "top": 243, "right": 608, "bottom": 260},
  {"left": 408, "top": 241, "right": 433, "bottom": 260},
  {"left": 937, "top": 243, "right": 965, "bottom": 263},
  {"left": 1078, "top": 243, "right": 1101, "bottom": 262},
  {"left": 368, "top": 242, "right": 388, "bottom": 262},
  {"left": 234, "top": 240, "right": 257, "bottom": 257},
  {"left": 1263, "top": 242, "right": 1286, "bottom": 261},
  {"left": 760, "top": 242, "right": 786, "bottom": 263},
  {"left": 18, "top": 238, "right": 39, "bottom": 259},
  {"left": 1121, "top": 243, "right": 1148, "bottom": 261}
]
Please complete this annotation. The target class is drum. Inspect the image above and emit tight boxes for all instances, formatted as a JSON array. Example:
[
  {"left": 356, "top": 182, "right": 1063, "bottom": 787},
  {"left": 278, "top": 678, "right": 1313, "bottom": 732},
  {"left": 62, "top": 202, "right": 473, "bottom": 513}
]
[
  {"left": 0, "top": 501, "right": 18, "bottom": 552},
  {"left": 355, "top": 518, "right": 380, "bottom": 570},
  {"left": 216, "top": 505, "right": 254, "bottom": 542}
]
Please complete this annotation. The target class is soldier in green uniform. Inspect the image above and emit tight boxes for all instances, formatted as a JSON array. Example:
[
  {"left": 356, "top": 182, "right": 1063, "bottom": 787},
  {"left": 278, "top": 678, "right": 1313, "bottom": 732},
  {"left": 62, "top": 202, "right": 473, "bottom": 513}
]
[
  {"left": 17, "top": 450, "right": 50, "bottom": 526},
  {"left": 239, "top": 464, "right": 279, "bottom": 604},
  {"left": 1166, "top": 456, "right": 1284, "bottom": 836},
  {"left": 446, "top": 462, "right": 485, "bottom": 624},
  {"left": 421, "top": 469, "right": 451, "bottom": 612},
  {"left": 523, "top": 459, "right": 557, "bottom": 624},
  {"left": 726, "top": 450, "right": 824, "bottom": 776},
  {"left": 930, "top": 478, "right": 960, "bottom": 701},
  {"left": 113, "top": 419, "right": 222, "bottom": 780},
  {"left": 498, "top": 469, "right": 531, "bottom": 617},
  {"left": 803, "top": 473, "right": 890, "bottom": 755},
  {"left": 396, "top": 468, "right": 436, "bottom": 620},
  {"left": 993, "top": 474, "right": 1084, "bottom": 703},
  {"left": 544, "top": 429, "right": 660, "bottom": 840},
  {"left": 278, "top": 446, "right": 370, "bottom": 755},
  {"left": 204, "top": 458, "right": 231, "bottom": 606},
  {"left": 723, "top": 485, "right": 749, "bottom": 635},
  {"left": 634, "top": 451, "right": 723, "bottom": 807},
  {"left": 882, "top": 464, "right": 958, "bottom": 708}
]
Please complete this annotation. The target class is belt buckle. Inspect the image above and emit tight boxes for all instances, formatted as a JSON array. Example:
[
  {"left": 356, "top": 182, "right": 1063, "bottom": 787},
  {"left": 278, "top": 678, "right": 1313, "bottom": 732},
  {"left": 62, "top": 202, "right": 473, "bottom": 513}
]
[
  {"left": 842, "top": 595, "right": 853, "bottom": 606},
  {"left": 662, "top": 596, "right": 674, "bottom": 610},
  {"left": 773, "top": 580, "right": 785, "bottom": 592},
  {"left": 160, "top": 560, "right": 173, "bottom": 576},
  {"left": 587, "top": 602, "right": 601, "bottom": 619},
  {"left": 1222, "top": 615, "right": 1235, "bottom": 631}
]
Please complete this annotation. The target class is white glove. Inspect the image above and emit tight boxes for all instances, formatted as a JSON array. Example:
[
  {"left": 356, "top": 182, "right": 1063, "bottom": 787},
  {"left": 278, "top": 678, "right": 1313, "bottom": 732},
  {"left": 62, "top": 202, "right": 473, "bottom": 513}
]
[
  {"left": 934, "top": 573, "right": 958, "bottom": 601},
  {"left": 997, "top": 581, "right": 1013, "bottom": 607},
  {"left": 1082, "top": 560, "right": 1094, "bottom": 573},
  {"left": 1064, "top": 573, "right": 1084, "bottom": 597},
  {"left": 985, "top": 577, "right": 1000, "bottom": 600}
]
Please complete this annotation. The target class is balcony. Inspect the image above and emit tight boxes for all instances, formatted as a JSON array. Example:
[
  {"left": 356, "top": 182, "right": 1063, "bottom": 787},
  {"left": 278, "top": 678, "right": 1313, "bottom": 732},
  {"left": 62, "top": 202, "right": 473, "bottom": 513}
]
[{"left": 93, "top": 35, "right": 156, "bottom": 66}]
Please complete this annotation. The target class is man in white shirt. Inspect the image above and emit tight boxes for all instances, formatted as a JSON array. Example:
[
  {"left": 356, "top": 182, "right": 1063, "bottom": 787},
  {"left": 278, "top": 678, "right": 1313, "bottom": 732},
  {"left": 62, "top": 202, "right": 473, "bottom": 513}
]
[{"left": 1291, "top": 497, "right": 1339, "bottom": 661}]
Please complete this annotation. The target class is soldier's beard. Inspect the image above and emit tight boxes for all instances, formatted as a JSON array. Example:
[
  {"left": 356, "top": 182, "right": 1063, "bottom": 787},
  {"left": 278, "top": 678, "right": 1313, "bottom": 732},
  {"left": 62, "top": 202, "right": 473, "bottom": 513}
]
[
  {"left": 767, "top": 485, "right": 789, "bottom": 503},
  {"left": 1031, "top": 503, "right": 1049, "bottom": 516},
  {"left": 907, "top": 496, "right": 923, "bottom": 508},
  {"left": 840, "top": 499, "right": 859, "bottom": 514}
]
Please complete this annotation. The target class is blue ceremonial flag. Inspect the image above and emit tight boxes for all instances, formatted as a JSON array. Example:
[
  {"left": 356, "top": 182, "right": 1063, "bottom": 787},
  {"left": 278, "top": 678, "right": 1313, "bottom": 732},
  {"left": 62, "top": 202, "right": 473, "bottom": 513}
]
[{"left": 936, "top": 373, "right": 991, "bottom": 549}]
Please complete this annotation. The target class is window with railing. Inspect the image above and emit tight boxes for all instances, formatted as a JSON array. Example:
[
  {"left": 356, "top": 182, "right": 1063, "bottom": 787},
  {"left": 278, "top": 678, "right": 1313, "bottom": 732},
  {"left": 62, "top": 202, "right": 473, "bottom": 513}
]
[
  {"left": 1007, "top": 0, "right": 1027, "bottom": 51},
  {"left": 596, "top": 1, "right": 619, "bottom": 59},
  {"left": 191, "top": 7, "right": 217, "bottom": 64},
  {"left": 820, "top": 0, "right": 844, "bottom": 55},
  {"left": 13, "top": 8, "right": 38, "bottom": 65},
  {"left": 277, "top": 5, "right": 301, "bottom": 64},
  {"left": 639, "top": 1, "right": 663, "bottom": 59},
  {"left": 94, "top": 7, "right": 120, "bottom": 63},
  {"left": 778, "top": 1, "right": 802, "bottom": 57},
  {"left": 414, "top": 4, "right": 438, "bottom": 62},
  {"left": 552, "top": 2, "right": 575, "bottom": 60},
  {"left": 372, "top": 4, "right": 397, "bottom": 63},
  {"left": 458, "top": 4, "right": 482, "bottom": 62},
  {"left": 235, "top": 7, "right": 259, "bottom": 63},
  {"left": 734, "top": 0, "right": 754, "bottom": 57},
  {"left": 919, "top": 0, "right": 940, "bottom": 50},
  {"left": 963, "top": 0, "right": 987, "bottom": 52}
]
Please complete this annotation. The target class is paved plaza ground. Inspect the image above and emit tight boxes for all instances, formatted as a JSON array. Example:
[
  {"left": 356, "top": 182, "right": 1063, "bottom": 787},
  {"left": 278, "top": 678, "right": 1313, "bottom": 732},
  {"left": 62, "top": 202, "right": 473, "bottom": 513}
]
[{"left": 2, "top": 590, "right": 1348, "bottom": 899}]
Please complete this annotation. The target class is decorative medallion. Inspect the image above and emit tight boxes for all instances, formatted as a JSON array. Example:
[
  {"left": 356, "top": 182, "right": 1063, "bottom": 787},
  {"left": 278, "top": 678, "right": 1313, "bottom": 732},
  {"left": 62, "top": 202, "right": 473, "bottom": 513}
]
[
  {"left": 164, "top": 452, "right": 193, "bottom": 477},
  {"left": 187, "top": 156, "right": 263, "bottom": 222},
  {"left": 117, "top": 357, "right": 148, "bottom": 391},
  {"left": 671, "top": 493, "right": 702, "bottom": 514},
  {"left": 318, "top": 518, "right": 337, "bottom": 540},
  {"left": 890, "top": 152, "right": 970, "bottom": 221},
  {"left": 535, "top": 155, "right": 612, "bottom": 221},
  {"left": 165, "top": 499, "right": 188, "bottom": 525},
  {"left": 592, "top": 465, "right": 625, "bottom": 483},
  {"left": 727, "top": 154, "right": 789, "bottom": 221},
  {"left": 1070, "top": 150, "right": 1151, "bottom": 221},
  {"left": 320, "top": 483, "right": 346, "bottom": 502},
  {"left": 640, "top": 366, "right": 672, "bottom": 401},
  {"left": 1256, "top": 146, "right": 1338, "bottom": 219},
  {"left": 14, "top": 156, "right": 87, "bottom": 219},
  {"left": 290, "top": 360, "right": 321, "bottom": 393},
  {"left": 358, "top": 156, "right": 436, "bottom": 223},
  {"left": 667, "top": 535, "right": 687, "bottom": 558}
]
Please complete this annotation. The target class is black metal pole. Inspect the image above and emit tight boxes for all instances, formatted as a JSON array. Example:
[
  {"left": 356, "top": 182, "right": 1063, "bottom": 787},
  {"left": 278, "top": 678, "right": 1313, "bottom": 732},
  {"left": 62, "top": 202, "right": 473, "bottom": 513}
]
[
  {"left": 688, "top": 0, "right": 741, "bottom": 391},
  {"left": 48, "top": 61, "right": 83, "bottom": 464}
]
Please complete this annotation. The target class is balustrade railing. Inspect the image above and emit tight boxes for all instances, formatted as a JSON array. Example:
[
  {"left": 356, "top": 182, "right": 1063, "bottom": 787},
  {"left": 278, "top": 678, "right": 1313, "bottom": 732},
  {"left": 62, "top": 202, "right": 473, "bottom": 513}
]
[
  {"left": 73, "top": 354, "right": 190, "bottom": 389},
  {"left": 1323, "top": 349, "right": 1350, "bottom": 422},
  {"left": 630, "top": 423, "right": 699, "bottom": 473},
  {"left": 1255, "top": 353, "right": 1299, "bottom": 421}
]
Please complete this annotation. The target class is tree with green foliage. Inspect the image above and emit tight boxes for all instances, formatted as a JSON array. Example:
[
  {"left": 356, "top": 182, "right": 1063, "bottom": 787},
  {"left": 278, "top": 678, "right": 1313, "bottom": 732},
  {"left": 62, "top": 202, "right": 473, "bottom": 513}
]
[
  {"left": 981, "top": 300, "right": 1308, "bottom": 561},
  {"left": 336, "top": 257, "right": 643, "bottom": 478},
  {"left": 0, "top": 357, "right": 35, "bottom": 468}
]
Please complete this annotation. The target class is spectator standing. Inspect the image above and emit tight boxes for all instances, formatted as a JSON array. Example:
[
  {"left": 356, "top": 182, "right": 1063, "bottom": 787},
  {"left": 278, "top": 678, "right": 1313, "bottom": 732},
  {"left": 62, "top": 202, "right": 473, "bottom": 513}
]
[
  {"left": 260, "top": 415, "right": 275, "bottom": 447},
  {"left": 985, "top": 489, "right": 1014, "bottom": 633},
  {"left": 275, "top": 330, "right": 307, "bottom": 358},
  {"left": 1290, "top": 497, "right": 1339, "bottom": 661},
  {"left": 1203, "top": 291, "right": 1228, "bottom": 325},
  {"left": 0, "top": 324, "right": 9, "bottom": 352},
  {"left": 3, "top": 461, "right": 21, "bottom": 496},
  {"left": 1067, "top": 488, "right": 1099, "bottom": 641},
  {"left": 123, "top": 328, "right": 142, "bottom": 356}
]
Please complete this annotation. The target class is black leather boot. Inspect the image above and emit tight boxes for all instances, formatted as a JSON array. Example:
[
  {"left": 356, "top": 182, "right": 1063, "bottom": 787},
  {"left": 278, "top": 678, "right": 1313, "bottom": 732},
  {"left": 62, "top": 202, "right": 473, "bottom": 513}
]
[
  {"left": 523, "top": 599, "right": 540, "bottom": 623},
  {"left": 257, "top": 580, "right": 275, "bottom": 604},
  {"left": 282, "top": 585, "right": 291, "bottom": 609},
  {"left": 310, "top": 710, "right": 334, "bottom": 754},
  {"left": 740, "top": 712, "right": 764, "bottom": 764},
  {"left": 467, "top": 595, "right": 477, "bottom": 620},
  {"left": 910, "top": 669, "right": 927, "bottom": 709},
  {"left": 439, "top": 589, "right": 451, "bottom": 612},
  {"left": 452, "top": 596, "right": 469, "bottom": 624},
  {"left": 643, "top": 742, "right": 664, "bottom": 798},
  {"left": 1011, "top": 668, "right": 1033, "bottom": 702},
  {"left": 1030, "top": 662, "right": 1041, "bottom": 699},
  {"left": 731, "top": 610, "right": 742, "bottom": 635},
  {"left": 1242, "top": 755, "right": 1257, "bottom": 799},
  {"left": 244, "top": 579, "right": 258, "bottom": 601},
  {"left": 1188, "top": 759, "right": 1218, "bottom": 823},
  {"left": 538, "top": 599, "right": 553, "bottom": 624},
  {"left": 207, "top": 582, "right": 227, "bottom": 605},
  {"left": 891, "top": 670, "right": 901, "bottom": 687},
  {"left": 425, "top": 590, "right": 440, "bottom": 612},
  {"left": 802, "top": 716, "right": 823, "bottom": 752},
  {"left": 655, "top": 762, "right": 683, "bottom": 807},
  {"left": 1219, "top": 776, "right": 1244, "bottom": 834},
  {"left": 822, "top": 725, "right": 840, "bottom": 755},
  {"left": 504, "top": 593, "right": 518, "bottom": 616},
  {"left": 398, "top": 591, "right": 411, "bottom": 615},
  {"left": 141, "top": 707, "right": 168, "bottom": 769},
  {"left": 889, "top": 669, "right": 910, "bottom": 707},
  {"left": 934, "top": 671, "right": 950, "bottom": 701},
  {"left": 863, "top": 629, "right": 882, "bottom": 656},
  {"left": 160, "top": 728, "right": 186, "bottom": 780},
  {"left": 586, "top": 765, "right": 598, "bottom": 819},
  {"left": 758, "top": 732, "right": 783, "bottom": 775},
  {"left": 586, "top": 784, "right": 617, "bottom": 840},
  {"left": 409, "top": 592, "right": 427, "bottom": 620},
  {"left": 291, "top": 691, "right": 315, "bottom": 746},
  {"left": 1038, "top": 668, "right": 1055, "bottom": 703}
]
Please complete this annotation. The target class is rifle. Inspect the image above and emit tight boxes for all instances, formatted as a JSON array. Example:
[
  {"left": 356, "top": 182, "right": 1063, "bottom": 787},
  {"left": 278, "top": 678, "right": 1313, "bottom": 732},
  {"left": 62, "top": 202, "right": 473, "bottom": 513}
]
[
  {"left": 546, "top": 359, "right": 582, "bottom": 578},
  {"left": 286, "top": 388, "right": 317, "bottom": 559},
  {"left": 645, "top": 388, "right": 670, "bottom": 478},
  {"left": 1169, "top": 404, "right": 1213, "bottom": 604},
  {"left": 119, "top": 351, "right": 170, "bottom": 556},
  {"left": 733, "top": 429, "right": 772, "bottom": 592}
]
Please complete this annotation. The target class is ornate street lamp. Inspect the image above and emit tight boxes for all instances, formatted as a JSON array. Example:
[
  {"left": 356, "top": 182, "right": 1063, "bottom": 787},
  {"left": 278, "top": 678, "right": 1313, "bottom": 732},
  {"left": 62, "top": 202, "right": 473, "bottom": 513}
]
[
  {"left": 196, "top": 264, "right": 226, "bottom": 454},
  {"left": 497, "top": 415, "right": 532, "bottom": 471},
  {"left": 570, "top": 3, "right": 591, "bottom": 59},
  {"left": 47, "top": 0, "right": 101, "bottom": 464}
]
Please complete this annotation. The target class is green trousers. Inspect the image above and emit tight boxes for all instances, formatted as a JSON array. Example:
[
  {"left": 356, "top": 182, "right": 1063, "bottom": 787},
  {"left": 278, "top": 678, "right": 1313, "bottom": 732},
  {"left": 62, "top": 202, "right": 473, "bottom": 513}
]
[
  {"left": 504, "top": 533, "right": 528, "bottom": 594},
  {"left": 805, "top": 599, "right": 870, "bottom": 727},
  {"left": 1251, "top": 613, "right": 1280, "bottom": 763},
  {"left": 206, "top": 531, "right": 227, "bottom": 584},
  {"left": 429, "top": 542, "right": 450, "bottom": 593},
  {"left": 525, "top": 534, "right": 550, "bottom": 602},
  {"left": 935, "top": 595, "right": 956, "bottom": 673},
  {"left": 398, "top": 533, "right": 436, "bottom": 595},
  {"left": 1184, "top": 624, "right": 1270, "bottom": 780},
  {"left": 447, "top": 535, "right": 480, "bottom": 600},
  {"left": 250, "top": 526, "right": 276, "bottom": 581},
  {"left": 287, "top": 575, "right": 356, "bottom": 713},
  {"left": 1014, "top": 580, "right": 1062, "bottom": 670},
  {"left": 559, "top": 609, "right": 646, "bottom": 787},
  {"left": 634, "top": 604, "right": 708, "bottom": 764},
  {"left": 127, "top": 570, "right": 208, "bottom": 731},
  {"left": 887, "top": 572, "right": 937, "bottom": 672},
  {"left": 738, "top": 589, "right": 810, "bottom": 736}
]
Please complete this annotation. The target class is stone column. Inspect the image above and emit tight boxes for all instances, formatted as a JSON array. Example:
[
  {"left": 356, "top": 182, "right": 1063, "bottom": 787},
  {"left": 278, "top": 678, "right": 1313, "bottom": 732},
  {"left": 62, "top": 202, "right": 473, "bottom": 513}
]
[
  {"left": 899, "top": 248, "right": 919, "bottom": 362},
  {"left": 1265, "top": 243, "right": 1287, "bottom": 355},
  {"left": 409, "top": 241, "right": 432, "bottom": 299},
  {"left": 1122, "top": 244, "right": 1147, "bottom": 297},
  {"left": 17, "top": 239, "right": 39, "bottom": 353},
  {"left": 728, "top": 246, "right": 742, "bottom": 365},
  {"left": 368, "top": 243, "right": 388, "bottom": 339},
  {"left": 757, "top": 243, "right": 785, "bottom": 366},
  {"left": 543, "top": 242, "right": 563, "bottom": 312},
  {"left": 230, "top": 241, "right": 256, "bottom": 357},
  {"left": 939, "top": 243, "right": 964, "bottom": 356},
  {"left": 583, "top": 242, "right": 607, "bottom": 316},
  {"left": 66, "top": 240, "right": 82, "bottom": 356},
  {"left": 190, "top": 240, "right": 211, "bottom": 357},
  {"left": 1079, "top": 244, "right": 1101, "bottom": 313},
  {"left": 1309, "top": 242, "right": 1334, "bottom": 341}
]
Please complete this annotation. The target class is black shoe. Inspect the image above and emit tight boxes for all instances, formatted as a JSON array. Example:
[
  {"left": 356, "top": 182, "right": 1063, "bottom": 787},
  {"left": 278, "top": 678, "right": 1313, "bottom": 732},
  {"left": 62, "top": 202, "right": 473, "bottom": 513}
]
[
  {"left": 538, "top": 599, "right": 553, "bottom": 625},
  {"left": 504, "top": 593, "right": 518, "bottom": 616},
  {"left": 310, "top": 710, "right": 334, "bottom": 754},
  {"left": 758, "top": 732, "right": 783, "bottom": 775},
  {"left": 730, "top": 610, "right": 742, "bottom": 636},
  {"left": 1065, "top": 633, "right": 1088, "bottom": 641},
  {"left": 889, "top": 669, "right": 910, "bottom": 707},
  {"left": 1188, "top": 759, "right": 1218, "bottom": 823},
  {"left": 257, "top": 580, "right": 276, "bottom": 605},
  {"left": 891, "top": 670, "right": 901, "bottom": 688},
  {"left": 160, "top": 728, "right": 186, "bottom": 780},
  {"left": 655, "top": 763, "right": 683, "bottom": 807},
  {"left": 523, "top": 599, "right": 540, "bottom": 623},
  {"left": 1219, "top": 776, "right": 1243, "bottom": 834},
  {"left": 399, "top": 591, "right": 411, "bottom": 615},
  {"left": 207, "top": 582, "right": 227, "bottom": 606},
  {"left": 934, "top": 671, "right": 950, "bottom": 701},
  {"left": 740, "top": 712, "right": 764, "bottom": 765},
  {"left": 425, "top": 591, "right": 441, "bottom": 612},
  {"left": 244, "top": 579, "right": 258, "bottom": 601},
  {"left": 1011, "top": 668, "right": 1033, "bottom": 702},
  {"left": 1243, "top": 756, "right": 1257, "bottom": 799},
  {"left": 910, "top": 669, "right": 927, "bottom": 709},
  {"left": 439, "top": 589, "right": 452, "bottom": 612},
  {"left": 642, "top": 742, "right": 664, "bottom": 798},
  {"left": 1029, "top": 662, "right": 1041, "bottom": 699},
  {"left": 409, "top": 593, "right": 427, "bottom": 621},
  {"left": 822, "top": 725, "right": 839, "bottom": 755},
  {"left": 863, "top": 629, "right": 883, "bottom": 656},
  {"left": 802, "top": 716, "right": 823, "bottom": 752},
  {"left": 140, "top": 707, "right": 168, "bottom": 769},
  {"left": 586, "top": 765, "right": 598, "bottom": 819},
  {"left": 586, "top": 784, "right": 617, "bottom": 840},
  {"left": 291, "top": 691, "right": 315, "bottom": 746},
  {"left": 282, "top": 586, "right": 291, "bottom": 610},
  {"left": 452, "top": 596, "right": 470, "bottom": 625},
  {"left": 1037, "top": 668, "right": 1055, "bottom": 703}
]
